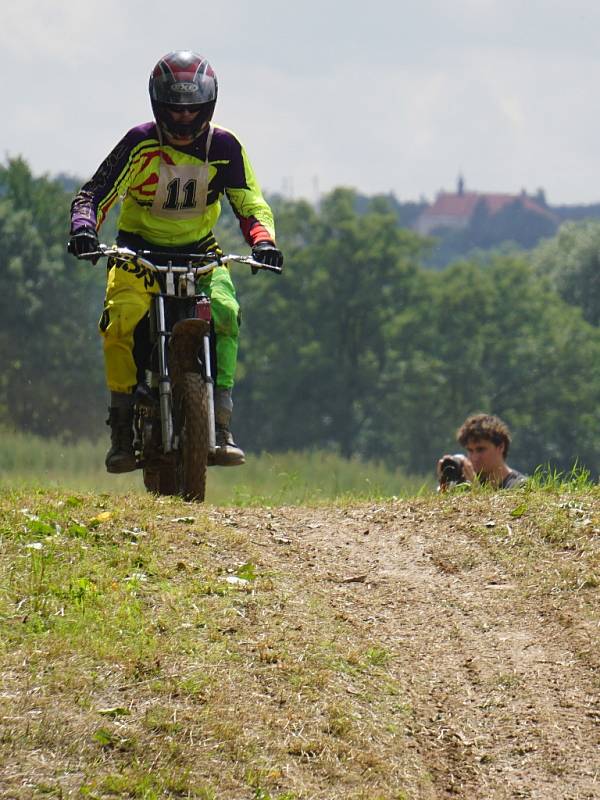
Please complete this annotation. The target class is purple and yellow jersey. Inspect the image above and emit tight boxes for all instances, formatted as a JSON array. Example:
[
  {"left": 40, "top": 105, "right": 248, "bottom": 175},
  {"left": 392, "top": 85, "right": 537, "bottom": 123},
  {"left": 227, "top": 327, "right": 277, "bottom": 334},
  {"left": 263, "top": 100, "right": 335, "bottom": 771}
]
[{"left": 70, "top": 122, "right": 275, "bottom": 248}]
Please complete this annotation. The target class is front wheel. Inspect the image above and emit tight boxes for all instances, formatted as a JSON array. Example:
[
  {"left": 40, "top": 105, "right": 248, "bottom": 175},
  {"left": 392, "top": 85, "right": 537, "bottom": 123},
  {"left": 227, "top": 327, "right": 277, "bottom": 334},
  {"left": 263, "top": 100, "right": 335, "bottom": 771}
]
[
  {"left": 140, "top": 411, "right": 178, "bottom": 496},
  {"left": 142, "top": 461, "right": 177, "bottom": 496},
  {"left": 173, "top": 372, "right": 209, "bottom": 502}
]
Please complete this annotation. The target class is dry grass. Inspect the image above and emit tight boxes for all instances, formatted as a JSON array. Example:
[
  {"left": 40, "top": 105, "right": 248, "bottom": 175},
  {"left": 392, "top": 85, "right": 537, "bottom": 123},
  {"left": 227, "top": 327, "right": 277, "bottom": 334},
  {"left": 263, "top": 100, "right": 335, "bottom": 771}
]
[{"left": 0, "top": 483, "right": 599, "bottom": 799}]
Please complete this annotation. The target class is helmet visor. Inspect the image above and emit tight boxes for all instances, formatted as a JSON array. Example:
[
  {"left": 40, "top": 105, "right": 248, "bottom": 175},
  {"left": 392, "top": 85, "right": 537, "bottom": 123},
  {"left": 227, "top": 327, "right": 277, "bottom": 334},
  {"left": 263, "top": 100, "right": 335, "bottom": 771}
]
[
  {"left": 162, "top": 103, "right": 206, "bottom": 114},
  {"left": 154, "top": 100, "right": 215, "bottom": 139}
]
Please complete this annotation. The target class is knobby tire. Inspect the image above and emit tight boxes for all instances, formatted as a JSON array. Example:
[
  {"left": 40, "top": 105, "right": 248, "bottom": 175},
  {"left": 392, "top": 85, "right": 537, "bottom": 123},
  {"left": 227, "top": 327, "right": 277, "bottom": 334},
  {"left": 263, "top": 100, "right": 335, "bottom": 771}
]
[
  {"left": 142, "top": 373, "right": 209, "bottom": 501},
  {"left": 175, "top": 372, "right": 209, "bottom": 502},
  {"left": 143, "top": 462, "right": 177, "bottom": 496}
]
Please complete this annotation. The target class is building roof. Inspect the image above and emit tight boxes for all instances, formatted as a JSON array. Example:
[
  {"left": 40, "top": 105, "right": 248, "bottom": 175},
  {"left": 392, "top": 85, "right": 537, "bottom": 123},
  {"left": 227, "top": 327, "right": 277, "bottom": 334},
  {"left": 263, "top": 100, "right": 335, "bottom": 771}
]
[{"left": 420, "top": 190, "right": 557, "bottom": 224}]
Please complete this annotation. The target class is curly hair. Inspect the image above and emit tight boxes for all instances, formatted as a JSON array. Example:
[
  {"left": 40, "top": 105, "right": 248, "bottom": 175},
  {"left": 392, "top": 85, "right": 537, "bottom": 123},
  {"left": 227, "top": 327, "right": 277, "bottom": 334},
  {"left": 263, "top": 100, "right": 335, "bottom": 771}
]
[{"left": 456, "top": 414, "right": 512, "bottom": 457}]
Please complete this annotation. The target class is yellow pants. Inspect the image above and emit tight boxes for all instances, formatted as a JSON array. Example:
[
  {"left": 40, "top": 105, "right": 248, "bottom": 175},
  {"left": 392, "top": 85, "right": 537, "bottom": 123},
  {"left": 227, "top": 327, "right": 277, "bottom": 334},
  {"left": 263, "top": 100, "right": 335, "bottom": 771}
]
[{"left": 99, "top": 261, "right": 240, "bottom": 393}]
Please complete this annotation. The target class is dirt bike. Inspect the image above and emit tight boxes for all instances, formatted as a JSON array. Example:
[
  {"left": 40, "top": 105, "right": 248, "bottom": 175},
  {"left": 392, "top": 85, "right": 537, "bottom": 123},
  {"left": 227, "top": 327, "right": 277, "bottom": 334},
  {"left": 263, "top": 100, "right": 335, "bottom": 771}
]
[{"left": 87, "top": 245, "right": 281, "bottom": 502}]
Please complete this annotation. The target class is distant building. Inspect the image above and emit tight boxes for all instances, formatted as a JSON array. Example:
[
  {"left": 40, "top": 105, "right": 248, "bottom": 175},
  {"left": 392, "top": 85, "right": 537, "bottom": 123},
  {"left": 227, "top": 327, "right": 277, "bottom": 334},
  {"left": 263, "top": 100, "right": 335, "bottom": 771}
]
[{"left": 414, "top": 176, "right": 558, "bottom": 235}]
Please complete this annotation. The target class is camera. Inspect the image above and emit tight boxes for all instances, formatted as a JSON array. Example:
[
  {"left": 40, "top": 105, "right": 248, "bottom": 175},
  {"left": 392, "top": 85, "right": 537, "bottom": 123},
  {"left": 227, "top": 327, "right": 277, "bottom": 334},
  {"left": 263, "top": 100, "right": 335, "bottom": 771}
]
[{"left": 440, "top": 455, "right": 465, "bottom": 484}]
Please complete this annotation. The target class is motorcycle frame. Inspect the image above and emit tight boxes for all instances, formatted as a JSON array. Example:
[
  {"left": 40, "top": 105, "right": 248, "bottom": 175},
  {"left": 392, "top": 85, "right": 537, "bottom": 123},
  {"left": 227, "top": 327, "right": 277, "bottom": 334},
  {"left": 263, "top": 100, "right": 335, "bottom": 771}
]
[{"left": 148, "top": 266, "right": 217, "bottom": 458}]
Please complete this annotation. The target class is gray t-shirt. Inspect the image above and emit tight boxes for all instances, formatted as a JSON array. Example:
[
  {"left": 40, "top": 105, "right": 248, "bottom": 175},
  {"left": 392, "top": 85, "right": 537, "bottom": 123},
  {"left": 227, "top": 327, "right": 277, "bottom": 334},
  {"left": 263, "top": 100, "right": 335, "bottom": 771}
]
[{"left": 501, "top": 469, "right": 527, "bottom": 488}]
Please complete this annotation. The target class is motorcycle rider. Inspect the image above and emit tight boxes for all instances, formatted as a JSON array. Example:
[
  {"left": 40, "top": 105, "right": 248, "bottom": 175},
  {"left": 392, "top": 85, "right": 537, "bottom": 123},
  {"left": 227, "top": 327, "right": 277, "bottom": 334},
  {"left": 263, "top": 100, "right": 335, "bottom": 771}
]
[{"left": 68, "top": 51, "right": 283, "bottom": 473}]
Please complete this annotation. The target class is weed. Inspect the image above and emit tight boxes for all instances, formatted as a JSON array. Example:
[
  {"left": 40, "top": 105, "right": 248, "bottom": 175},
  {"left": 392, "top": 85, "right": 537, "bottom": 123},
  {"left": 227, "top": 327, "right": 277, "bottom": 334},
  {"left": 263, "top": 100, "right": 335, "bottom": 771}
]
[
  {"left": 30, "top": 785, "right": 64, "bottom": 798},
  {"left": 528, "top": 463, "right": 595, "bottom": 492},
  {"left": 236, "top": 561, "right": 257, "bottom": 581},
  {"left": 25, "top": 543, "right": 52, "bottom": 615},
  {"left": 93, "top": 768, "right": 213, "bottom": 799},
  {"left": 365, "top": 647, "right": 391, "bottom": 668},
  {"left": 495, "top": 672, "right": 523, "bottom": 691},
  {"left": 253, "top": 791, "right": 297, "bottom": 800},
  {"left": 324, "top": 705, "right": 353, "bottom": 737},
  {"left": 196, "top": 579, "right": 231, "bottom": 596},
  {"left": 143, "top": 706, "right": 182, "bottom": 735}
]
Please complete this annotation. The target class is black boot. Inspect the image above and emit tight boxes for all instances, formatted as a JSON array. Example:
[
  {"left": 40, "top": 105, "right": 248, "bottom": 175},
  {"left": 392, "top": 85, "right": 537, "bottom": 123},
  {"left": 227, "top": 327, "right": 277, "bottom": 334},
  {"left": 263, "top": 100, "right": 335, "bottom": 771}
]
[
  {"left": 215, "top": 422, "right": 246, "bottom": 466},
  {"left": 213, "top": 388, "right": 245, "bottom": 466},
  {"left": 105, "top": 406, "right": 137, "bottom": 473}
]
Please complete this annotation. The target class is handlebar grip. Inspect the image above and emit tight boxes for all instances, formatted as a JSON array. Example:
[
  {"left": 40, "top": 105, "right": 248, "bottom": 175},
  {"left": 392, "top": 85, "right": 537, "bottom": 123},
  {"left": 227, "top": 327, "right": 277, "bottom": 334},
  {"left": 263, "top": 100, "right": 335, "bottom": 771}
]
[{"left": 261, "top": 264, "right": 283, "bottom": 274}]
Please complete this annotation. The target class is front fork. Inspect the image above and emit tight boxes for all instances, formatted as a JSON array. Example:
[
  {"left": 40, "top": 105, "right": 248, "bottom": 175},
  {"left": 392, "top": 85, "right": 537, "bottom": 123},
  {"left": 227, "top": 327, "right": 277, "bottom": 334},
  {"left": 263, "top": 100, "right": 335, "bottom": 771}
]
[
  {"left": 155, "top": 295, "right": 174, "bottom": 453},
  {"left": 203, "top": 334, "right": 217, "bottom": 453},
  {"left": 154, "top": 294, "right": 217, "bottom": 456}
]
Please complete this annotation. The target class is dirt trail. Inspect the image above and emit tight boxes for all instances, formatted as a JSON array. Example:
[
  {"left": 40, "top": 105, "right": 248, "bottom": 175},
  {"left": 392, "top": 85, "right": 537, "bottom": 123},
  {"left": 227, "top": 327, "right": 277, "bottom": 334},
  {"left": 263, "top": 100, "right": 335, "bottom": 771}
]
[{"left": 211, "top": 498, "right": 600, "bottom": 800}]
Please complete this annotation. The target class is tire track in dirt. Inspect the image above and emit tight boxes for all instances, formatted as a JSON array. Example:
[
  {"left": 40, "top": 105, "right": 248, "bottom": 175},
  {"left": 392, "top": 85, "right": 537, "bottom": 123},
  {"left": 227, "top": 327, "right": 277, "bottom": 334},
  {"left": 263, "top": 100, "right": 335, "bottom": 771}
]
[{"left": 216, "top": 501, "right": 600, "bottom": 800}]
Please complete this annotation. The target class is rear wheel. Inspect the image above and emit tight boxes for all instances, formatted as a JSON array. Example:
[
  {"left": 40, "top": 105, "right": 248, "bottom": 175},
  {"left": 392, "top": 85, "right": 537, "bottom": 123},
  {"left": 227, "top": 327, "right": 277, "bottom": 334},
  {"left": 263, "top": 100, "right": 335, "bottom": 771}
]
[{"left": 173, "top": 372, "right": 209, "bottom": 502}]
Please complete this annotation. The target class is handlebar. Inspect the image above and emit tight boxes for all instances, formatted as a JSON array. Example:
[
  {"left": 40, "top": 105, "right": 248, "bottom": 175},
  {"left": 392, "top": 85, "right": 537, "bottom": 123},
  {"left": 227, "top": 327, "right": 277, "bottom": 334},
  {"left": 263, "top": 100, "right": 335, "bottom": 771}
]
[{"left": 82, "top": 244, "right": 282, "bottom": 275}]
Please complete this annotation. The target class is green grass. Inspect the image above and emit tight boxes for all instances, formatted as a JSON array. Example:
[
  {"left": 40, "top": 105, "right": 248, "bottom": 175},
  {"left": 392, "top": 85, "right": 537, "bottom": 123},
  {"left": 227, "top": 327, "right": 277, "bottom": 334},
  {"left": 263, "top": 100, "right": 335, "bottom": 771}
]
[
  {"left": 526, "top": 463, "right": 596, "bottom": 492},
  {"left": 0, "top": 428, "right": 430, "bottom": 504}
]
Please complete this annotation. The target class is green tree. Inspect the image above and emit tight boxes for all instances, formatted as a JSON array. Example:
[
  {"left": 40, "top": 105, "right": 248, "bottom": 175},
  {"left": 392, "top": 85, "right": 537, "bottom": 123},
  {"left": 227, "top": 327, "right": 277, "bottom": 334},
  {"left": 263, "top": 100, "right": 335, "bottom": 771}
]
[
  {"left": 0, "top": 158, "right": 106, "bottom": 438},
  {"left": 531, "top": 220, "right": 600, "bottom": 326},
  {"left": 379, "top": 253, "right": 600, "bottom": 475},
  {"left": 234, "top": 189, "right": 428, "bottom": 456}
]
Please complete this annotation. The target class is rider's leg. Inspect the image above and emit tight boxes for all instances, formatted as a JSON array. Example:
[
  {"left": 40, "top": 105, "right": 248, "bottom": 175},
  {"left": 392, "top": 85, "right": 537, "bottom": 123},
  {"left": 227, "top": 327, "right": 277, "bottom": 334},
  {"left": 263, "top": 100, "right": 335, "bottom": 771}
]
[
  {"left": 99, "top": 262, "right": 155, "bottom": 473},
  {"left": 105, "top": 397, "right": 136, "bottom": 474},
  {"left": 197, "top": 266, "right": 245, "bottom": 465},
  {"left": 213, "top": 387, "right": 244, "bottom": 463}
]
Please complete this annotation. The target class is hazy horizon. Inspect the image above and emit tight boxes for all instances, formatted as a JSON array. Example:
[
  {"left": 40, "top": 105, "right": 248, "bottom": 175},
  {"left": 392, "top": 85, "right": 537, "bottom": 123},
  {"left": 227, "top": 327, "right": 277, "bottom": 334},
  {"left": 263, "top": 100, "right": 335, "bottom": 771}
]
[{"left": 3, "top": 0, "right": 600, "bottom": 205}]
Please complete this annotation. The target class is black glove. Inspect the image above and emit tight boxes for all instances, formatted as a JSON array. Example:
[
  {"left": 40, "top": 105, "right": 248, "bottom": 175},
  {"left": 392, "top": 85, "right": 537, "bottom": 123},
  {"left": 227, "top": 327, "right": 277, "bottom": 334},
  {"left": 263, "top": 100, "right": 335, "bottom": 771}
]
[
  {"left": 67, "top": 227, "right": 100, "bottom": 263},
  {"left": 251, "top": 241, "right": 284, "bottom": 273}
]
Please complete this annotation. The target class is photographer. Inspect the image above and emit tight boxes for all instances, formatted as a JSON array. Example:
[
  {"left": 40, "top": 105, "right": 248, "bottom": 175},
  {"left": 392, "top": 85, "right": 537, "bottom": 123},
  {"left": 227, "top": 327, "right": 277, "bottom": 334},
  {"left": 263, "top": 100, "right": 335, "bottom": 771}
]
[{"left": 437, "top": 414, "right": 527, "bottom": 491}]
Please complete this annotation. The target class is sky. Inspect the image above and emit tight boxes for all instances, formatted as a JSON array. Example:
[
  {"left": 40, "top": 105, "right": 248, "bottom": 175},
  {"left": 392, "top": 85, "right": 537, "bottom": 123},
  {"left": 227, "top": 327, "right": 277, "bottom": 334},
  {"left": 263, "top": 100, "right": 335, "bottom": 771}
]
[{"left": 3, "top": 0, "right": 600, "bottom": 205}]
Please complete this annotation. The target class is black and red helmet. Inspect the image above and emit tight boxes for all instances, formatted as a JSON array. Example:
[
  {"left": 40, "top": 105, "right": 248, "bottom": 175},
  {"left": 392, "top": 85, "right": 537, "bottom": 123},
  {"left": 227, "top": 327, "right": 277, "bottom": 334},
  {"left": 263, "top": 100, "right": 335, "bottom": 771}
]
[{"left": 149, "top": 51, "right": 218, "bottom": 140}]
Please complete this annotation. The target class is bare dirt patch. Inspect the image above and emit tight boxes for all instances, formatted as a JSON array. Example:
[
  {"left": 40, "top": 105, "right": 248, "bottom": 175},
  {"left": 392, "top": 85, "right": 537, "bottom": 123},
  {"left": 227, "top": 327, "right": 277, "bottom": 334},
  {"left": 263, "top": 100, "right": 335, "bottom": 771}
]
[{"left": 210, "top": 492, "right": 600, "bottom": 799}]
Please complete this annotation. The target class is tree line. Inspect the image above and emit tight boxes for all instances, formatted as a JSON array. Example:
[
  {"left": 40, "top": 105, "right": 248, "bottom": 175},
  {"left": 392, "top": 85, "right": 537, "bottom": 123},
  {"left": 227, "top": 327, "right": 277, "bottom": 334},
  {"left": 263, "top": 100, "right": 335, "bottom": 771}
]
[{"left": 1, "top": 158, "right": 598, "bottom": 478}]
